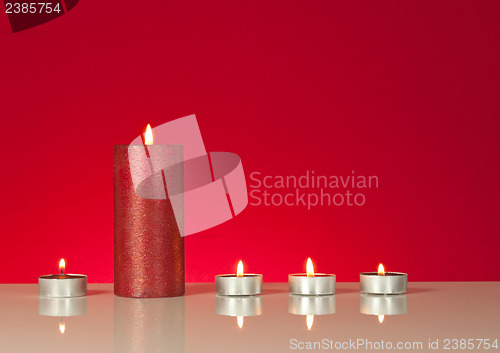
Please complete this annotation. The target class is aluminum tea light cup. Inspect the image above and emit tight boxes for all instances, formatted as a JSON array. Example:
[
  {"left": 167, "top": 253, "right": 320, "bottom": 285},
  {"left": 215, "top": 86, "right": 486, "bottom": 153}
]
[
  {"left": 289, "top": 258, "right": 336, "bottom": 295},
  {"left": 39, "top": 259, "right": 87, "bottom": 298},
  {"left": 215, "top": 261, "right": 263, "bottom": 296},
  {"left": 360, "top": 264, "right": 407, "bottom": 295}
]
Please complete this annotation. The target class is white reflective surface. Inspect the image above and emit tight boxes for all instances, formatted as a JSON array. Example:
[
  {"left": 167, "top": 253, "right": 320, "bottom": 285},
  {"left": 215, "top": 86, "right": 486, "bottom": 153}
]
[{"left": 0, "top": 283, "right": 499, "bottom": 352}]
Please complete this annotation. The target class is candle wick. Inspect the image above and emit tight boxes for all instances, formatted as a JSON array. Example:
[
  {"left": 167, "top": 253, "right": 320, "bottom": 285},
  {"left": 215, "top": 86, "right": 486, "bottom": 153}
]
[{"left": 61, "top": 269, "right": 64, "bottom": 275}]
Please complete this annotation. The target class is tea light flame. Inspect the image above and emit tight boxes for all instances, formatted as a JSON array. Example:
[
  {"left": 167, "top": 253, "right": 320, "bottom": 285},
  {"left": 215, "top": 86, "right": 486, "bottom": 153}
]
[
  {"left": 59, "top": 259, "right": 66, "bottom": 275},
  {"left": 59, "top": 322, "right": 66, "bottom": 334},
  {"left": 378, "top": 315, "right": 385, "bottom": 324},
  {"left": 378, "top": 263, "right": 385, "bottom": 276},
  {"left": 306, "top": 258, "right": 314, "bottom": 277},
  {"left": 306, "top": 314, "right": 314, "bottom": 330},
  {"left": 237, "top": 315, "right": 244, "bottom": 329},
  {"left": 237, "top": 260, "right": 244, "bottom": 277},
  {"left": 144, "top": 124, "right": 154, "bottom": 145}
]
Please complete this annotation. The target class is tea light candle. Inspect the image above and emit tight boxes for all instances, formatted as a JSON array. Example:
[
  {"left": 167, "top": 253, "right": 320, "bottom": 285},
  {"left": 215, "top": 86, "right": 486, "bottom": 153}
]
[
  {"left": 215, "top": 260, "right": 263, "bottom": 296},
  {"left": 360, "top": 264, "right": 407, "bottom": 295},
  {"left": 289, "top": 258, "right": 336, "bottom": 295},
  {"left": 39, "top": 259, "right": 87, "bottom": 298}
]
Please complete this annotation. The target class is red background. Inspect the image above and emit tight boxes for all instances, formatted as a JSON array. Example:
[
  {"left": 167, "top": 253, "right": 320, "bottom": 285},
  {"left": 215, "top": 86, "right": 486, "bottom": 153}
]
[{"left": 1, "top": 0, "right": 499, "bottom": 283}]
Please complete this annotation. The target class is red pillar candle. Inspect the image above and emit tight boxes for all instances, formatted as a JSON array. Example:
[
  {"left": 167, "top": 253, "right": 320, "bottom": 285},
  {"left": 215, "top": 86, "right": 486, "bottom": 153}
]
[{"left": 113, "top": 141, "right": 184, "bottom": 297}]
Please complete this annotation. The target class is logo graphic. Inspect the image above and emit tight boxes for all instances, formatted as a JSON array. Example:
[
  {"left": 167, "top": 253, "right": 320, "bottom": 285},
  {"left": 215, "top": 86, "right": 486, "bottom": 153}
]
[
  {"left": 128, "top": 114, "right": 248, "bottom": 236},
  {"left": 3, "top": 0, "right": 79, "bottom": 33}
]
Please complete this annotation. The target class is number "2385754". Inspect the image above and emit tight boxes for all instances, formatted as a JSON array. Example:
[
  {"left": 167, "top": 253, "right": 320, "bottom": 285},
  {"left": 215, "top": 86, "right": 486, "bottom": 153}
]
[{"left": 5, "top": 3, "right": 62, "bottom": 14}]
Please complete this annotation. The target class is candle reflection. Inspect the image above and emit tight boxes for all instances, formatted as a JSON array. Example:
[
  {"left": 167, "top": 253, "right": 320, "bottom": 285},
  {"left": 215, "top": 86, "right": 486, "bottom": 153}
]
[
  {"left": 289, "top": 294, "right": 336, "bottom": 330},
  {"left": 114, "top": 296, "right": 185, "bottom": 353},
  {"left": 236, "top": 315, "right": 244, "bottom": 329},
  {"left": 306, "top": 314, "right": 314, "bottom": 330},
  {"left": 215, "top": 295, "right": 263, "bottom": 329},
  {"left": 360, "top": 294, "right": 407, "bottom": 324},
  {"left": 289, "top": 294, "right": 336, "bottom": 315},
  {"left": 38, "top": 296, "right": 87, "bottom": 334}
]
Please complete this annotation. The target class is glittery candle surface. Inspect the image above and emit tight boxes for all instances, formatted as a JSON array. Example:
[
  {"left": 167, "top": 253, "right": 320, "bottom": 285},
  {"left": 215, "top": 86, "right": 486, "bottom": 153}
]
[{"left": 113, "top": 145, "right": 185, "bottom": 298}]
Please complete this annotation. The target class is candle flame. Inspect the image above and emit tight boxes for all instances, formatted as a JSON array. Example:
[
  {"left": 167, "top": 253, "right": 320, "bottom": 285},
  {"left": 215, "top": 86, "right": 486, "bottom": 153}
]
[
  {"left": 306, "top": 258, "right": 314, "bottom": 277},
  {"left": 144, "top": 124, "right": 154, "bottom": 145},
  {"left": 237, "top": 260, "right": 244, "bottom": 277},
  {"left": 378, "top": 263, "right": 385, "bottom": 276},
  {"left": 306, "top": 315, "right": 314, "bottom": 330},
  {"left": 59, "top": 322, "right": 66, "bottom": 334},
  {"left": 59, "top": 259, "right": 66, "bottom": 274},
  {"left": 237, "top": 315, "right": 244, "bottom": 329},
  {"left": 378, "top": 315, "right": 385, "bottom": 324}
]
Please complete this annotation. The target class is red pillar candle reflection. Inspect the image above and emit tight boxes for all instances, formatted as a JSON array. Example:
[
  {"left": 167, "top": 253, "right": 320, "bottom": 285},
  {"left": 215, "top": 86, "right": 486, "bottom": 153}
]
[{"left": 113, "top": 124, "right": 184, "bottom": 298}]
